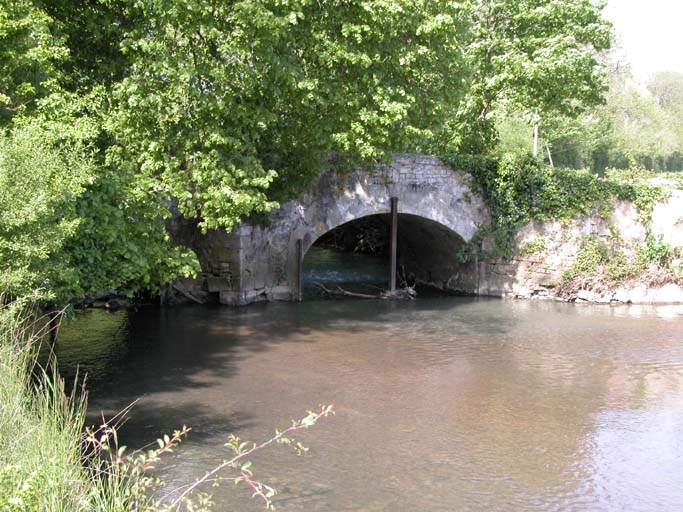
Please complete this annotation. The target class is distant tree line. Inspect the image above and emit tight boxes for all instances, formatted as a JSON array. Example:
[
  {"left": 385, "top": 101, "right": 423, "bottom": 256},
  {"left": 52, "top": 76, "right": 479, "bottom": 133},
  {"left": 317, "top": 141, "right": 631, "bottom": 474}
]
[{"left": 497, "top": 65, "right": 683, "bottom": 173}]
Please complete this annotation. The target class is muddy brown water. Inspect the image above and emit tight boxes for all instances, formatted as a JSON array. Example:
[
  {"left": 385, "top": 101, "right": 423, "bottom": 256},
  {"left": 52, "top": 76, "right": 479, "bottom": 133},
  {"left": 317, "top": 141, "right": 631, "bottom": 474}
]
[{"left": 53, "top": 292, "right": 683, "bottom": 512}]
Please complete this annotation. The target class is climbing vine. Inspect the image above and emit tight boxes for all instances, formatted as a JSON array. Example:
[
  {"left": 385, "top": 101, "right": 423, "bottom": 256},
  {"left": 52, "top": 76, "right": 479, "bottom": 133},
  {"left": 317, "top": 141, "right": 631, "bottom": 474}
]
[{"left": 444, "top": 154, "right": 670, "bottom": 261}]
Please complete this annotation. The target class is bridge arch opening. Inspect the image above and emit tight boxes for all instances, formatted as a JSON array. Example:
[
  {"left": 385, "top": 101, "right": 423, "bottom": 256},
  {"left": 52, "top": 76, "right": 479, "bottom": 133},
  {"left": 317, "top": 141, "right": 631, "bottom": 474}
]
[{"left": 302, "top": 213, "right": 479, "bottom": 298}]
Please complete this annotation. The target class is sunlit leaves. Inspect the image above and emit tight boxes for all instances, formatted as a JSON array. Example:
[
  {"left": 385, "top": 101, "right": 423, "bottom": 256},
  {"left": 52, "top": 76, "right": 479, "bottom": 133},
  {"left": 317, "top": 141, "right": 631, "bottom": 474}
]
[
  {"left": 0, "top": 0, "right": 67, "bottom": 124},
  {"left": 106, "top": 0, "right": 466, "bottom": 230},
  {"left": 451, "top": 0, "right": 611, "bottom": 154},
  {"left": 0, "top": 121, "right": 92, "bottom": 302}
]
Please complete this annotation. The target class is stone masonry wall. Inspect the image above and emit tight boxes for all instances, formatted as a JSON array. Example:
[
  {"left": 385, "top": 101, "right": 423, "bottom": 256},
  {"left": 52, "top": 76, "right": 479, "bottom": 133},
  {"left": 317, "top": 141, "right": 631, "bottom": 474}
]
[
  {"left": 171, "top": 154, "right": 490, "bottom": 305},
  {"left": 477, "top": 190, "right": 683, "bottom": 304},
  {"left": 170, "top": 153, "right": 683, "bottom": 306}
]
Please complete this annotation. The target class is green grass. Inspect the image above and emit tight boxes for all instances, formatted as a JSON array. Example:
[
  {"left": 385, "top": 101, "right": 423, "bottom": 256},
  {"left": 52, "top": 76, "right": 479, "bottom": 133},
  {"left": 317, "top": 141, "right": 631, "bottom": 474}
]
[
  {"left": 0, "top": 308, "right": 94, "bottom": 511},
  {"left": 0, "top": 305, "right": 168, "bottom": 512}
]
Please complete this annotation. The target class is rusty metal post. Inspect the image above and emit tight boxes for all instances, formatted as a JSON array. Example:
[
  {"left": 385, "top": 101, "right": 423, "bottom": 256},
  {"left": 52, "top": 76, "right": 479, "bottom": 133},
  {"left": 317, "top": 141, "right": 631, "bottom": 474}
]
[
  {"left": 390, "top": 197, "right": 398, "bottom": 292},
  {"left": 296, "top": 238, "right": 304, "bottom": 301}
]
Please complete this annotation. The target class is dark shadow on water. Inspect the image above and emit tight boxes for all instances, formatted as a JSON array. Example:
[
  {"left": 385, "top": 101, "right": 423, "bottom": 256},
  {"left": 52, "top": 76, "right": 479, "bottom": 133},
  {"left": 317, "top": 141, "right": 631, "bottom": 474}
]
[
  {"left": 88, "top": 401, "right": 257, "bottom": 449},
  {"left": 57, "top": 296, "right": 517, "bottom": 448},
  {"left": 57, "top": 296, "right": 516, "bottom": 395}
]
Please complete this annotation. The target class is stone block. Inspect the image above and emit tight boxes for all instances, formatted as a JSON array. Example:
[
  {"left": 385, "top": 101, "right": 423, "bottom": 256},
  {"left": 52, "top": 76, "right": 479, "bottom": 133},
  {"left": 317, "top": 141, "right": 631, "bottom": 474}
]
[
  {"left": 253, "top": 271, "right": 266, "bottom": 290},
  {"left": 206, "top": 276, "right": 232, "bottom": 293},
  {"left": 267, "top": 286, "right": 294, "bottom": 301}
]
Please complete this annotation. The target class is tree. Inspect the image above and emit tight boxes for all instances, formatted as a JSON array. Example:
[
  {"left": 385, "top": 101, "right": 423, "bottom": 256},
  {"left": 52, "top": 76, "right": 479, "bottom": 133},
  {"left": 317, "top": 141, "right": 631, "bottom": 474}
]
[
  {"left": 450, "top": 0, "right": 611, "bottom": 154},
  {"left": 1, "top": 0, "right": 469, "bottom": 304},
  {"left": 0, "top": 1, "right": 199, "bottom": 304},
  {"left": 100, "top": 0, "right": 466, "bottom": 232},
  {"left": 0, "top": 121, "right": 91, "bottom": 303},
  {"left": 648, "top": 72, "right": 683, "bottom": 109},
  {"left": 39, "top": 0, "right": 134, "bottom": 88},
  {"left": 0, "top": 0, "right": 67, "bottom": 125},
  {"left": 1, "top": 0, "right": 621, "bottom": 304},
  {"left": 647, "top": 72, "right": 683, "bottom": 170}
]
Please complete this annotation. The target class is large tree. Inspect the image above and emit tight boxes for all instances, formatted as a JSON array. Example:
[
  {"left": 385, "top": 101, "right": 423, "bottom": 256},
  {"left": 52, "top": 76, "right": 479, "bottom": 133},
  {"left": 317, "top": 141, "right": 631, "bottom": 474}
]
[
  {"left": 450, "top": 0, "right": 611, "bottom": 154},
  {"left": 101, "top": 0, "right": 466, "bottom": 232},
  {"left": 2, "top": 0, "right": 468, "bottom": 303},
  {"left": 1, "top": 0, "right": 618, "bottom": 304}
]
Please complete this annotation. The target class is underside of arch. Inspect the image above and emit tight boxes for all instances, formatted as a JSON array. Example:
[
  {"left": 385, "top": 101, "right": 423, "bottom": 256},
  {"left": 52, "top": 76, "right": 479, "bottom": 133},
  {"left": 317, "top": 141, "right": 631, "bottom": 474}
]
[{"left": 307, "top": 213, "right": 479, "bottom": 294}]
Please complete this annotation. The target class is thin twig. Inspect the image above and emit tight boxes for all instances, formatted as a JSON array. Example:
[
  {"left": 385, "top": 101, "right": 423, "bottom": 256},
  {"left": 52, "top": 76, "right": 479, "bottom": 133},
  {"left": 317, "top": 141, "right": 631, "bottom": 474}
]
[{"left": 169, "top": 405, "right": 333, "bottom": 510}]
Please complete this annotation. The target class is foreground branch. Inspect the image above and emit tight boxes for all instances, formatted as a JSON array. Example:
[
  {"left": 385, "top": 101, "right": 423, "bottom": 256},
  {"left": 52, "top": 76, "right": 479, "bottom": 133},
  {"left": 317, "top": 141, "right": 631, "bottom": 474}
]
[{"left": 169, "top": 405, "right": 334, "bottom": 510}]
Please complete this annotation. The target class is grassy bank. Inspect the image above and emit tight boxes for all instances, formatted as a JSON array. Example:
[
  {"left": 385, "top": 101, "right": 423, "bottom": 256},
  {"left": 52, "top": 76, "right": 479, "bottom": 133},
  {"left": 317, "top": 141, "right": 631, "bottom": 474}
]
[
  {"left": 0, "top": 307, "right": 175, "bottom": 512},
  {"left": 0, "top": 305, "right": 331, "bottom": 511},
  {"left": 0, "top": 309, "right": 95, "bottom": 511}
]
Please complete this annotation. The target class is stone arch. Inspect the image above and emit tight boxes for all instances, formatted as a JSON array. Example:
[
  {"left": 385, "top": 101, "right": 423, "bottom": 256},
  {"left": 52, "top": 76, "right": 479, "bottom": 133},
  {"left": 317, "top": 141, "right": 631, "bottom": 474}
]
[{"left": 188, "top": 154, "right": 490, "bottom": 305}]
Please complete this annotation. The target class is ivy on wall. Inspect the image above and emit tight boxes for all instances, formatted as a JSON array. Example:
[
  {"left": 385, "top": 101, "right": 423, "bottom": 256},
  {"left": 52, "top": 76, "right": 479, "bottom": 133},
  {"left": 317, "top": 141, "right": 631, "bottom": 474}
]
[{"left": 444, "top": 154, "right": 670, "bottom": 261}]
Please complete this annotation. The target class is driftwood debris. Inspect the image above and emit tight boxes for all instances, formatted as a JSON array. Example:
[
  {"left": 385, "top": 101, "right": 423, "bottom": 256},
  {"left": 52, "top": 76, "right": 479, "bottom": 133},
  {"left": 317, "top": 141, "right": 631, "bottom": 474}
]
[{"left": 313, "top": 282, "right": 417, "bottom": 300}]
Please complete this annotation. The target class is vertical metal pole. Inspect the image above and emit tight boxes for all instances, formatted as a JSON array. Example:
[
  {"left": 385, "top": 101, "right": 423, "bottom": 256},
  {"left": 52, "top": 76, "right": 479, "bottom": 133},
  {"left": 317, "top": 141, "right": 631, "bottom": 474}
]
[
  {"left": 296, "top": 238, "right": 304, "bottom": 301},
  {"left": 390, "top": 197, "right": 398, "bottom": 292}
]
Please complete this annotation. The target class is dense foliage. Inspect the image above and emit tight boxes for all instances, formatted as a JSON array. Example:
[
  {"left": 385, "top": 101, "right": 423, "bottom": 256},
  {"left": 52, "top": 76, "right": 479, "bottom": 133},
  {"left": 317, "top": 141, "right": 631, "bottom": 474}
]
[
  {"left": 449, "top": 0, "right": 610, "bottom": 154},
  {"left": 557, "top": 231, "right": 682, "bottom": 297},
  {"left": 0, "top": 0, "right": 67, "bottom": 123},
  {"left": 499, "top": 66, "right": 683, "bottom": 172},
  {"left": 101, "top": 0, "right": 467, "bottom": 230},
  {"left": 0, "top": 0, "right": 614, "bottom": 305},
  {"left": 0, "top": 121, "right": 92, "bottom": 303}
]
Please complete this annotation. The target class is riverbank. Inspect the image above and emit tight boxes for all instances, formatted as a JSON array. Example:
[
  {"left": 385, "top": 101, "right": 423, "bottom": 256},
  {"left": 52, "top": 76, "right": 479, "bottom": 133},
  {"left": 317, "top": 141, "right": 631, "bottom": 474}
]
[
  {"left": 0, "top": 305, "right": 332, "bottom": 511},
  {"left": 476, "top": 190, "right": 683, "bottom": 304},
  {"left": 0, "top": 310, "right": 95, "bottom": 510},
  {"left": 0, "top": 308, "right": 168, "bottom": 511}
]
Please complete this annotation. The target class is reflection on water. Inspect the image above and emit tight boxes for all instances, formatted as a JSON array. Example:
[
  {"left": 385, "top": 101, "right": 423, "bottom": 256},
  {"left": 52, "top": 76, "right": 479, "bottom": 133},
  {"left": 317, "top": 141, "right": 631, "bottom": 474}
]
[
  {"left": 48, "top": 308, "right": 130, "bottom": 387},
  {"left": 55, "top": 299, "right": 683, "bottom": 511}
]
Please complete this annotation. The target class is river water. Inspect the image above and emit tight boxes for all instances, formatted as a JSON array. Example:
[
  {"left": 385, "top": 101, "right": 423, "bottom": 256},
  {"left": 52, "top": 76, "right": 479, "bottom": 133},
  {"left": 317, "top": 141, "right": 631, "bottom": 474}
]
[{"left": 55, "top": 250, "right": 683, "bottom": 511}]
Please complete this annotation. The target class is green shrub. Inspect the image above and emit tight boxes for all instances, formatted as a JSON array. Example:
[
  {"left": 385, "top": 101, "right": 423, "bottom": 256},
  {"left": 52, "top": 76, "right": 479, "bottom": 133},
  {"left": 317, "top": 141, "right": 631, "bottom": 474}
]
[
  {"left": 557, "top": 232, "right": 680, "bottom": 296},
  {"left": 0, "top": 122, "right": 92, "bottom": 304},
  {"left": 518, "top": 236, "right": 548, "bottom": 256},
  {"left": 638, "top": 231, "right": 674, "bottom": 267}
]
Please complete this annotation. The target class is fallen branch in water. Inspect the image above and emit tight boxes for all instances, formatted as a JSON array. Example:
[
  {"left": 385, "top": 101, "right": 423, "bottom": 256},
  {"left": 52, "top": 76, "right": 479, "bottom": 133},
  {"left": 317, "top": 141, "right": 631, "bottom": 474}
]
[{"left": 313, "top": 282, "right": 416, "bottom": 300}]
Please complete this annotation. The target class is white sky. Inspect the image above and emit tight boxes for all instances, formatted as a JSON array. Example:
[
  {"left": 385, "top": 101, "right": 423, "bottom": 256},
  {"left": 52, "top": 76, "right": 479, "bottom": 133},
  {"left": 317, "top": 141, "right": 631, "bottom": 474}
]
[{"left": 604, "top": 0, "right": 683, "bottom": 82}]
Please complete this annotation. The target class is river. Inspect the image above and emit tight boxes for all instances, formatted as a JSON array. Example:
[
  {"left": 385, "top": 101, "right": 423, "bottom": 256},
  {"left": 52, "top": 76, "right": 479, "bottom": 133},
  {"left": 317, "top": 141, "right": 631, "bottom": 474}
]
[{"left": 54, "top": 248, "right": 683, "bottom": 511}]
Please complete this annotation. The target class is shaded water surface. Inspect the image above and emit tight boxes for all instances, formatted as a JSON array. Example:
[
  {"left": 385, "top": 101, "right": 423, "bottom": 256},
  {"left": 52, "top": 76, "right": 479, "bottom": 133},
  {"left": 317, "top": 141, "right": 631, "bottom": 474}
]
[{"left": 56, "top": 298, "right": 683, "bottom": 511}]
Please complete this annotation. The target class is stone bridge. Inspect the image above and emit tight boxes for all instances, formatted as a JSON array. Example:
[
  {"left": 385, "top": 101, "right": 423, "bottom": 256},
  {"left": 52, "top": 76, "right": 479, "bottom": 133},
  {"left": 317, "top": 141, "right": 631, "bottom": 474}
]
[{"left": 175, "top": 154, "right": 491, "bottom": 305}]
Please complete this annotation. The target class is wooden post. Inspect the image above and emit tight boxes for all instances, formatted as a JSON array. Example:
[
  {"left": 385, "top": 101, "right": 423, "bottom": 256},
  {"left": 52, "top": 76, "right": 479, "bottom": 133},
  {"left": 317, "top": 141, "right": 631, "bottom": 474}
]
[
  {"left": 390, "top": 197, "right": 398, "bottom": 292},
  {"left": 296, "top": 238, "right": 304, "bottom": 301}
]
